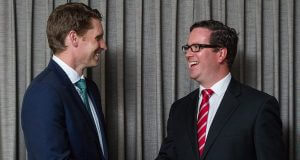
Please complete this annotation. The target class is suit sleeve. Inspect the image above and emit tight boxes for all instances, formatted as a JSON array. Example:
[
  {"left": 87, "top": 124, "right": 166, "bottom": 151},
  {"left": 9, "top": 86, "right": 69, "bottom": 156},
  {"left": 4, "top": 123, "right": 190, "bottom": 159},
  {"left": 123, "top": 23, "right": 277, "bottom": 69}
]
[
  {"left": 155, "top": 104, "right": 177, "bottom": 160},
  {"left": 21, "top": 83, "right": 73, "bottom": 160},
  {"left": 254, "top": 97, "right": 284, "bottom": 160}
]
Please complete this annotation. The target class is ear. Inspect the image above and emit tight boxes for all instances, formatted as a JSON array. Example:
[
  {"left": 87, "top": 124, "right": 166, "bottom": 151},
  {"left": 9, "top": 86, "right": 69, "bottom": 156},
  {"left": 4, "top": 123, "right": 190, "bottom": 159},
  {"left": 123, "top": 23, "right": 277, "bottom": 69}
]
[
  {"left": 67, "top": 30, "right": 79, "bottom": 47},
  {"left": 217, "top": 48, "right": 228, "bottom": 64}
]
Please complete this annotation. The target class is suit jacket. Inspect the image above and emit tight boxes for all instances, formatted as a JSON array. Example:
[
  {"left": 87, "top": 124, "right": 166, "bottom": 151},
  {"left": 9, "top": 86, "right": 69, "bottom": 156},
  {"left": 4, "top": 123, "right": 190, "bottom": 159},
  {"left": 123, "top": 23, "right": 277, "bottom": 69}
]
[
  {"left": 156, "top": 78, "right": 284, "bottom": 160},
  {"left": 22, "top": 59, "right": 108, "bottom": 160}
]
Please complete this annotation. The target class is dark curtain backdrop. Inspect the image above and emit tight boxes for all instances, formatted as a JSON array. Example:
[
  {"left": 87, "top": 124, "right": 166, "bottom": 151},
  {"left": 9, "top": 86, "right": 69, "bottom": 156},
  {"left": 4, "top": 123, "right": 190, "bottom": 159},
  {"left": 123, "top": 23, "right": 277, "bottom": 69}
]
[{"left": 0, "top": 0, "right": 299, "bottom": 160}]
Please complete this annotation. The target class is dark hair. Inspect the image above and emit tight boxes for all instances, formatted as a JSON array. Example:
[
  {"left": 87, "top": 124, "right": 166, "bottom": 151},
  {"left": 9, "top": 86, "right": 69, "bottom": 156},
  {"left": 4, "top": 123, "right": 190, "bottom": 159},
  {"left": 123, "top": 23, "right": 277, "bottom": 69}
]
[
  {"left": 46, "top": 2, "right": 102, "bottom": 54},
  {"left": 190, "top": 20, "right": 238, "bottom": 69}
]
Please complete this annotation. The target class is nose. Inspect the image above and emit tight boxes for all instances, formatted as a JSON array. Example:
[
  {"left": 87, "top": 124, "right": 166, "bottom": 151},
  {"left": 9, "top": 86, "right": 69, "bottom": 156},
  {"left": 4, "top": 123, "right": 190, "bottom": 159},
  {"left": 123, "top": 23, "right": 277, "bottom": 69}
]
[
  {"left": 185, "top": 49, "right": 194, "bottom": 58},
  {"left": 100, "top": 40, "right": 107, "bottom": 51}
]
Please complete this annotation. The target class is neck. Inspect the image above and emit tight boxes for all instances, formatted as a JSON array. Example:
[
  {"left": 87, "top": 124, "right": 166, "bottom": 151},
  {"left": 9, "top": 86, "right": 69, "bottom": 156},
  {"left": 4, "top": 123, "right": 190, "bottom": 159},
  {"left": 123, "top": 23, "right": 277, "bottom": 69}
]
[
  {"left": 54, "top": 52, "right": 84, "bottom": 76},
  {"left": 199, "top": 67, "right": 230, "bottom": 88}
]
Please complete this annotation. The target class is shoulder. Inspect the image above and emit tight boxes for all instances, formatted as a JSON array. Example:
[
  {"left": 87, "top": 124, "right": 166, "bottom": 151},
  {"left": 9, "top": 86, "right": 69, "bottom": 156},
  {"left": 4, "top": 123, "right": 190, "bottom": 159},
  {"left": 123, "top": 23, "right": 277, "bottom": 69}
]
[
  {"left": 228, "top": 79, "right": 279, "bottom": 109},
  {"left": 175, "top": 89, "right": 198, "bottom": 104},
  {"left": 170, "top": 88, "right": 199, "bottom": 110},
  {"left": 22, "top": 68, "right": 67, "bottom": 121},
  {"left": 239, "top": 82, "right": 276, "bottom": 102},
  {"left": 23, "top": 68, "right": 65, "bottom": 104},
  {"left": 27, "top": 59, "right": 72, "bottom": 92}
]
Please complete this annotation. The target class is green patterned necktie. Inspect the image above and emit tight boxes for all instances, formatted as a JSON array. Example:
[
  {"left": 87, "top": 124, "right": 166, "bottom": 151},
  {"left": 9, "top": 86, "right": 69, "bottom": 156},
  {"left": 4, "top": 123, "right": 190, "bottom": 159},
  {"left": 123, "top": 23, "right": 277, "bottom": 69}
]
[{"left": 75, "top": 79, "right": 92, "bottom": 115}]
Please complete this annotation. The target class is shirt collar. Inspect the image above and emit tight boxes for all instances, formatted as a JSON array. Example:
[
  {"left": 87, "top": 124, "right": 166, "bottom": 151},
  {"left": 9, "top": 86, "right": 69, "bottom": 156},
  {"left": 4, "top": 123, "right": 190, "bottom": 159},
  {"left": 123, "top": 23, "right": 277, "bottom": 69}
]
[
  {"left": 199, "top": 73, "right": 231, "bottom": 96},
  {"left": 52, "top": 55, "right": 83, "bottom": 84}
]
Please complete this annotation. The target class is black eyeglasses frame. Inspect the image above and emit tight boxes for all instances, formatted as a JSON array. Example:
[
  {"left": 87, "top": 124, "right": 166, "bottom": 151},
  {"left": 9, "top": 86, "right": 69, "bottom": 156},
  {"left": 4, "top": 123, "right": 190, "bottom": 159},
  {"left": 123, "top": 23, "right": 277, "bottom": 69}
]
[{"left": 182, "top": 44, "right": 221, "bottom": 53}]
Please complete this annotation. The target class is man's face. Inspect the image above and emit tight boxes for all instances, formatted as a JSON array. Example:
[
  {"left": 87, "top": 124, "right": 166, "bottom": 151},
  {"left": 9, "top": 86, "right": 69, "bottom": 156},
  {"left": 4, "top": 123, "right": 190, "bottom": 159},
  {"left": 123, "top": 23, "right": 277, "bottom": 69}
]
[
  {"left": 185, "top": 27, "right": 220, "bottom": 84},
  {"left": 76, "top": 18, "right": 107, "bottom": 68}
]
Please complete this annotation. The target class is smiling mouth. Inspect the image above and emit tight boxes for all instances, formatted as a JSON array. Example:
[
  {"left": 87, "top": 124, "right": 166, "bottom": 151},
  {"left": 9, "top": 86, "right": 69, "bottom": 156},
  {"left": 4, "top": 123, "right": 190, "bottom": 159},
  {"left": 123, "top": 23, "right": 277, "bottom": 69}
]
[
  {"left": 95, "top": 49, "right": 102, "bottom": 57},
  {"left": 189, "top": 61, "right": 199, "bottom": 68},
  {"left": 94, "top": 51, "right": 101, "bottom": 60}
]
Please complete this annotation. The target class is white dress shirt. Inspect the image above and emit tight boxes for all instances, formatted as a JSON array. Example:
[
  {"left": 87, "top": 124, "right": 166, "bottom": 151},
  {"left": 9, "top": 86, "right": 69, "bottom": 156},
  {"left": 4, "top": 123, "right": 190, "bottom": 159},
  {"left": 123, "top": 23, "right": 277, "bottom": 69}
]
[
  {"left": 197, "top": 73, "right": 232, "bottom": 138},
  {"left": 52, "top": 55, "right": 105, "bottom": 154}
]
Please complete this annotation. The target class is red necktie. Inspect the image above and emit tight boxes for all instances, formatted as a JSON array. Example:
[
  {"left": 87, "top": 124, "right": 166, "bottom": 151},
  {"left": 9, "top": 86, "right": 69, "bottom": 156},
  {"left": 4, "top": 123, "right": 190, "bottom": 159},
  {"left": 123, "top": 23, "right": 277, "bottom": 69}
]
[{"left": 197, "top": 89, "right": 214, "bottom": 156}]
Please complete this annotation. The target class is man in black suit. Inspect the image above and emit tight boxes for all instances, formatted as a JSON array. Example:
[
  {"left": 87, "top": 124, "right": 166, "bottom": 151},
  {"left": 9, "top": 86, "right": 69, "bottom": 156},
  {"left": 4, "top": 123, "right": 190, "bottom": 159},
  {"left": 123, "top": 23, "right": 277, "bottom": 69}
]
[
  {"left": 22, "top": 3, "right": 108, "bottom": 160},
  {"left": 156, "top": 20, "right": 284, "bottom": 160}
]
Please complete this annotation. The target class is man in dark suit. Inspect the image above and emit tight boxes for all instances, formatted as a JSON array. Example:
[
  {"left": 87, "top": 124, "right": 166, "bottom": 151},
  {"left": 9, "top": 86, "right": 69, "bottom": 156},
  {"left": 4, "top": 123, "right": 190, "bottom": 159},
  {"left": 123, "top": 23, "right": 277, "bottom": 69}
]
[
  {"left": 21, "top": 3, "right": 108, "bottom": 160},
  {"left": 156, "top": 20, "right": 284, "bottom": 160}
]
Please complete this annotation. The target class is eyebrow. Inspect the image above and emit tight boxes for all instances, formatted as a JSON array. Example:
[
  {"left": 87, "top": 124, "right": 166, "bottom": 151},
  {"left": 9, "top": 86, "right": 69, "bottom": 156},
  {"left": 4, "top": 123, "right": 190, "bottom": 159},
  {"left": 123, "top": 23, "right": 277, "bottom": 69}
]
[{"left": 95, "top": 34, "right": 103, "bottom": 40}]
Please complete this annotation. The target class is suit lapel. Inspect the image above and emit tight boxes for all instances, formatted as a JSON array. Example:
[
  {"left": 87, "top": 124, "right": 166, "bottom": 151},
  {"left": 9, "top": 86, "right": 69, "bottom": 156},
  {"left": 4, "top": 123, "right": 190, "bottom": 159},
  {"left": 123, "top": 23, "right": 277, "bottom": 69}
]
[
  {"left": 86, "top": 80, "right": 106, "bottom": 131},
  {"left": 201, "top": 79, "right": 241, "bottom": 160},
  {"left": 186, "top": 89, "right": 201, "bottom": 160},
  {"left": 47, "top": 60, "right": 98, "bottom": 132},
  {"left": 86, "top": 80, "right": 109, "bottom": 160},
  {"left": 86, "top": 80, "right": 103, "bottom": 122}
]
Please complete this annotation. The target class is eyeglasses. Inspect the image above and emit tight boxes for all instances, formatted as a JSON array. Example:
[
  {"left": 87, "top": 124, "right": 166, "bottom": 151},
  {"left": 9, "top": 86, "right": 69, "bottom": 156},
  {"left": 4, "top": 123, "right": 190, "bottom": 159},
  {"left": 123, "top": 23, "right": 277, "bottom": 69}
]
[{"left": 182, "top": 44, "right": 221, "bottom": 53}]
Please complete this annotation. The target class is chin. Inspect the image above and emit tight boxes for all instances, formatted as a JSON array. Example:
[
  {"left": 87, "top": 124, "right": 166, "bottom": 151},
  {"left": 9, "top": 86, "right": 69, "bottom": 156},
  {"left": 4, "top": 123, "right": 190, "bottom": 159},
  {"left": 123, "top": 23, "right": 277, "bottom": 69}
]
[
  {"left": 189, "top": 75, "right": 197, "bottom": 81},
  {"left": 92, "top": 62, "right": 99, "bottom": 67},
  {"left": 189, "top": 73, "right": 202, "bottom": 81},
  {"left": 87, "top": 62, "right": 99, "bottom": 68},
  {"left": 189, "top": 72, "right": 198, "bottom": 79}
]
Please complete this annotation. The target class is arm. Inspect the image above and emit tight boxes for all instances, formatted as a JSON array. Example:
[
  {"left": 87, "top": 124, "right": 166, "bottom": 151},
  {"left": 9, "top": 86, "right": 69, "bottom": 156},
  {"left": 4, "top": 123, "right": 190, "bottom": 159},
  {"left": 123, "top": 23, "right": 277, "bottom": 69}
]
[
  {"left": 254, "top": 97, "right": 284, "bottom": 160},
  {"left": 21, "top": 84, "right": 73, "bottom": 159},
  {"left": 155, "top": 105, "right": 177, "bottom": 160}
]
